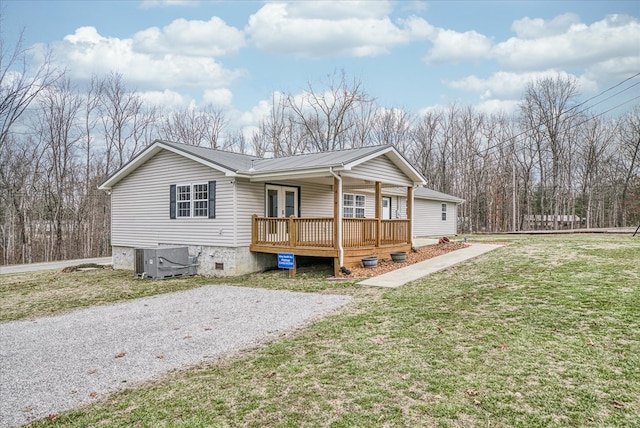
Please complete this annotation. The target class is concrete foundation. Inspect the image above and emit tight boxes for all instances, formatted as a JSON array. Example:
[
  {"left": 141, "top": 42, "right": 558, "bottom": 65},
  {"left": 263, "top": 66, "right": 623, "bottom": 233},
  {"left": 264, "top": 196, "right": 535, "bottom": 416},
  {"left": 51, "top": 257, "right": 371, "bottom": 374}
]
[{"left": 112, "top": 245, "right": 277, "bottom": 277}]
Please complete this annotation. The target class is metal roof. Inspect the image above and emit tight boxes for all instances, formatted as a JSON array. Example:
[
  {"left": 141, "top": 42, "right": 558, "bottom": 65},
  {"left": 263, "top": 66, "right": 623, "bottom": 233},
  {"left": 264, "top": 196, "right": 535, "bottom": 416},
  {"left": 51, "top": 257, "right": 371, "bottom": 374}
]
[
  {"left": 159, "top": 140, "right": 256, "bottom": 172},
  {"left": 100, "top": 140, "right": 426, "bottom": 189},
  {"left": 385, "top": 186, "right": 465, "bottom": 203},
  {"left": 251, "top": 145, "right": 392, "bottom": 172}
]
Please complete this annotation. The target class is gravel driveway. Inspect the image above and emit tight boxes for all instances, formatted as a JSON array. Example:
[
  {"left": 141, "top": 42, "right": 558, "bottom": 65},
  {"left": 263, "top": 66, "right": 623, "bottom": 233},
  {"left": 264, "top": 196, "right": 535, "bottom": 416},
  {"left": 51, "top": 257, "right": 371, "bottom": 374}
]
[{"left": 0, "top": 285, "right": 351, "bottom": 427}]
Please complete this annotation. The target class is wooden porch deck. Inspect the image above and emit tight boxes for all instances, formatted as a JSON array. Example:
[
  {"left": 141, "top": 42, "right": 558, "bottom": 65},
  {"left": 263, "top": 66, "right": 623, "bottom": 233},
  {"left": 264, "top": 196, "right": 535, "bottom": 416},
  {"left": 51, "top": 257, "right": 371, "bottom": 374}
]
[{"left": 250, "top": 215, "right": 412, "bottom": 270}]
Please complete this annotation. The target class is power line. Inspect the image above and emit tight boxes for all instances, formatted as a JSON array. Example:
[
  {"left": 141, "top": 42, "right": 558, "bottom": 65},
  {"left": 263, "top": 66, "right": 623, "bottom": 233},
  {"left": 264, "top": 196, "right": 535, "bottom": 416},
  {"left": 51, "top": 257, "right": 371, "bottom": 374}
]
[{"left": 456, "top": 73, "right": 640, "bottom": 163}]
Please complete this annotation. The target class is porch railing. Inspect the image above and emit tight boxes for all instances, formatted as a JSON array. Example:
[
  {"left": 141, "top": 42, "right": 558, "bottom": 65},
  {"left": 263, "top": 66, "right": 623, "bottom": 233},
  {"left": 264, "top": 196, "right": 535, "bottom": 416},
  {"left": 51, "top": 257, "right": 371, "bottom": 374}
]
[{"left": 252, "top": 215, "right": 410, "bottom": 249}]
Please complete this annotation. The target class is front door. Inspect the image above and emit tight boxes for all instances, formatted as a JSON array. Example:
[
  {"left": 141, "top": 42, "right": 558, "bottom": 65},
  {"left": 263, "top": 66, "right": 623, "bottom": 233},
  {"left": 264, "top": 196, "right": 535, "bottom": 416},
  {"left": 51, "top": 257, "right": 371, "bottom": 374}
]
[
  {"left": 266, "top": 185, "right": 298, "bottom": 218},
  {"left": 266, "top": 185, "right": 298, "bottom": 241},
  {"left": 382, "top": 197, "right": 392, "bottom": 219}
]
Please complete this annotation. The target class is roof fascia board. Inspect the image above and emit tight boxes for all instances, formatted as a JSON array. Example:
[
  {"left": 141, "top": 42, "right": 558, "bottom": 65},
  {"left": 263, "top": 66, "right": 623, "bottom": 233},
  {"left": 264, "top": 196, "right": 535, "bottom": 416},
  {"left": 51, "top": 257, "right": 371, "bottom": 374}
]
[
  {"left": 99, "top": 141, "right": 237, "bottom": 190},
  {"left": 341, "top": 171, "right": 415, "bottom": 188},
  {"left": 243, "top": 166, "right": 346, "bottom": 182},
  {"left": 383, "top": 187, "right": 465, "bottom": 203},
  {"left": 341, "top": 146, "right": 393, "bottom": 170},
  {"left": 99, "top": 143, "right": 162, "bottom": 190}
]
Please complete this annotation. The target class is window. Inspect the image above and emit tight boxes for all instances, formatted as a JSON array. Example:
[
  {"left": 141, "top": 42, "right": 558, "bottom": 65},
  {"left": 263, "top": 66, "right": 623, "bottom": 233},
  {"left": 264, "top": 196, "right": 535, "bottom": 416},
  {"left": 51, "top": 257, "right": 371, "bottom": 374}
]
[
  {"left": 193, "top": 184, "right": 208, "bottom": 217},
  {"left": 344, "top": 193, "right": 365, "bottom": 218},
  {"left": 170, "top": 181, "right": 216, "bottom": 219},
  {"left": 177, "top": 185, "right": 192, "bottom": 217},
  {"left": 441, "top": 203, "right": 447, "bottom": 221}
]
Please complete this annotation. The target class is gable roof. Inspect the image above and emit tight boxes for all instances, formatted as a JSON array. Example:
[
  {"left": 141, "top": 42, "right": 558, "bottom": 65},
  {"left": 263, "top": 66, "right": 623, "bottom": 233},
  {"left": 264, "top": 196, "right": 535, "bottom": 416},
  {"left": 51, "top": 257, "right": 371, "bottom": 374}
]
[
  {"left": 99, "top": 140, "right": 426, "bottom": 190},
  {"left": 384, "top": 187, "right": 465, "bottom": 204},
  {"left": 414, "top": 187, "right": 465, "bottom": 203}
]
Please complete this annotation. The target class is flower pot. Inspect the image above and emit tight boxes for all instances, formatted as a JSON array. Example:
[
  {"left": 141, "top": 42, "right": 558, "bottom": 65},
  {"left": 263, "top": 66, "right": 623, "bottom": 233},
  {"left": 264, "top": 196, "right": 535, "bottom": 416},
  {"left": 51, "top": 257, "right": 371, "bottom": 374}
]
[
  {"left": 361, "top": 256, "right": 378, "bottom": 268},
  {"left": 390, "top": 251, "right": 407, "bottom": 263}
]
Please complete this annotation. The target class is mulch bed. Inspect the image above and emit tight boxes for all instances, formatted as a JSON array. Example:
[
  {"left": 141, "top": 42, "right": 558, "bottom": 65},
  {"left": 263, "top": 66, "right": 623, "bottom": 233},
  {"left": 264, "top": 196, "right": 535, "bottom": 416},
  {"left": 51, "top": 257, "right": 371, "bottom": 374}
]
[{"left": 339, "top": 242, "right": 469, "bottom": 279}]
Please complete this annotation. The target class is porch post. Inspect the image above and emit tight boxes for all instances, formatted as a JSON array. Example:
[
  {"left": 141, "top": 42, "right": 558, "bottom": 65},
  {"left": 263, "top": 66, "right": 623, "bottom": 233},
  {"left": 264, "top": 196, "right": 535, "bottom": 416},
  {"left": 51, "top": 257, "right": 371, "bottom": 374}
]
[
  {"left": 375, "top": 181, "right": 382, "bottom": 248},
  {"left": 333, "top": 176, "right": 343, "bottom": 275},
  {"left": 251, "top": 214, "right": 258, "bottom": 245},
  {"left": 407, "top": 186, "right": 413, "bottom": 245},
  {"left": 288, "top": 215, "right": 296, "bottom": 247}
]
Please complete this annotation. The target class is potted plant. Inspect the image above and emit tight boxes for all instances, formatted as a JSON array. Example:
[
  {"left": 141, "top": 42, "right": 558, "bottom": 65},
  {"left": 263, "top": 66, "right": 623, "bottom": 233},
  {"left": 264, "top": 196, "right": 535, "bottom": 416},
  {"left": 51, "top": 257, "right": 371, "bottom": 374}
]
[
  {"left": 361, "top": 256, "right": 378, "bottom": 268},
  {"left": 390, "top": 251, "right": 407, "bottom": 262}
]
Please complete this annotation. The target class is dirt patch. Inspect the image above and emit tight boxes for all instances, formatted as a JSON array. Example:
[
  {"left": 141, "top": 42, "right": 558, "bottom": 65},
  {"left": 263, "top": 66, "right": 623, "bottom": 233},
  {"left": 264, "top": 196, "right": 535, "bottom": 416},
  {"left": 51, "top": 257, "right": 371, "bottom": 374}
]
[
  {"left": 61, "top": 263, "right": 111, "bottom": 273},
  {"left": 340, "top": 242, "right": 469, "bottom": 279}
]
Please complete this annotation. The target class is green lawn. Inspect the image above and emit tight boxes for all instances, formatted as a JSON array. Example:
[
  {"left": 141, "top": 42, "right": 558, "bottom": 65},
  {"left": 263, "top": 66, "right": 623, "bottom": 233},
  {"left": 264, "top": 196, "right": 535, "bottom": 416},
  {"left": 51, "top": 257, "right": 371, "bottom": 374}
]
[{"left": 6, "top": 234, "right": 639, "bottom": 427}]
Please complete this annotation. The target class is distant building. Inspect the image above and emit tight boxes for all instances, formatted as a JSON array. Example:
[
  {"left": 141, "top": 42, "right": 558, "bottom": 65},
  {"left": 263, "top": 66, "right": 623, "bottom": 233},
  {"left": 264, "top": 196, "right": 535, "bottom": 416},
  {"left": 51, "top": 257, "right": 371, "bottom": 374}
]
[{"left": 523, "top": 215, "right": 583, "bottom": 230}]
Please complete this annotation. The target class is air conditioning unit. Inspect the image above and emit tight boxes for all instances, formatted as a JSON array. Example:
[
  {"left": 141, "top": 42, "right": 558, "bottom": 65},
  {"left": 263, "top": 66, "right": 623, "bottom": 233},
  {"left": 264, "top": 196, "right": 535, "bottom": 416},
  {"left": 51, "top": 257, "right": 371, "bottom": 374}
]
[{"left": 134, "top": 246, "right": 192, "bottom": 279}]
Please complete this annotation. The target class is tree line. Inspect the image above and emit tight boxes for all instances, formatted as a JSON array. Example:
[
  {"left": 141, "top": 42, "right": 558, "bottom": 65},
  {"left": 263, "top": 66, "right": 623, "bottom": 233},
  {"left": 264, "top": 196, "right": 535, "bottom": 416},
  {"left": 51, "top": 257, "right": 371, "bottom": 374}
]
[{"left": 1, "top": 41, "right": 639, "bottom": 265}]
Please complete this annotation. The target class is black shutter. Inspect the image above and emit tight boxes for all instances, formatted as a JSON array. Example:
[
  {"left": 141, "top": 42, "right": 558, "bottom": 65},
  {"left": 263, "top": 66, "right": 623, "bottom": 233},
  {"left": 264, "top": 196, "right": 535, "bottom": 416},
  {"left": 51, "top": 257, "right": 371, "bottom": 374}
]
[
  {"left": 208, "top": 181, "right": 216, "bottom": 219},
  {"left": 169, "top": 184, "right": 176, "bottom": 219}
]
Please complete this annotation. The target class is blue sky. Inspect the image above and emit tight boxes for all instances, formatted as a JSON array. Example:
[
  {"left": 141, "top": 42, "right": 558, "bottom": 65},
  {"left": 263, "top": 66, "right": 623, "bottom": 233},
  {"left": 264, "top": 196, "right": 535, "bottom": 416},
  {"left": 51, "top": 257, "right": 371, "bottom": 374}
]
[{"left": 4, "top": 0, "right": 640, "bottom": 132}]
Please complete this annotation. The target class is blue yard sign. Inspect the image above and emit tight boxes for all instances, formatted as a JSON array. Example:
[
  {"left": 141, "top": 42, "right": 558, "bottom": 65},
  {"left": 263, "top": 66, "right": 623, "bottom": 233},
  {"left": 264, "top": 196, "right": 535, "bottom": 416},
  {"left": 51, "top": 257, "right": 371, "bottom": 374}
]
[{"left": 277, "top": 253, "right": 295, "bottom": 269}]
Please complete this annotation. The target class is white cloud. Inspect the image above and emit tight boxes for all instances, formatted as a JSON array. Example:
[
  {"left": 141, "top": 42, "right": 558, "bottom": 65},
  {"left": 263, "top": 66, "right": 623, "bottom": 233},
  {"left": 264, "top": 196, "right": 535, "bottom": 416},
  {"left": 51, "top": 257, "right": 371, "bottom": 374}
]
[
  {"left": 286, "top": 0, "right": 394, "bottom": 20},
  {"left": 446, "top": 70, "right": 598, "bottom": 109},
  {"left": 494, "top": 14, "right": 640, "bottom": 71},
  {"left": 45, "top": 26, "right": 244, "bottom": 90},
  {"left": 426, "top": 13, "right": 638, "bottom": 113},
  {"left": 203, "top": 88, "right": 233, "bottom": 107},
  {"left": 133, "top": 17, "right": 245, "bottom": 57},
  {"left": 511, "top": 13, "right": 581, "bottom": 39},
  {"left": 245, "top": 2, "right": 432, "bottom": 57},
  {"left": 423, "top": 28, "right": 492, "bottom": 64},
  {"left": 447, "top": 71, "right": 544, "bottom": 100},
  {"left": 140, "top": 0, "right": 198, "bottom": 9},
  {"left": 475, "top": 99, "right": 521, "bottom": 116},
  {"left": 139, "top": 89, "right": 191, "bottom": 110},
  {"left": 238, "top": 98, "right": 272, "bottom": 127}
]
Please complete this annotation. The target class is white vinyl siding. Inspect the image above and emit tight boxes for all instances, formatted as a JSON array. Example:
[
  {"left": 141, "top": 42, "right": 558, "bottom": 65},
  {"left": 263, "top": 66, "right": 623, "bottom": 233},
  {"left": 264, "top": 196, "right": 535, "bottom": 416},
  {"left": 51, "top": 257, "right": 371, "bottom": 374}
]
[
  {"left": 232, "top": 180, "right": 334, "bottom": 246},
  {"left": 234, "top": 178, "right": 265, "bottom": 246},
  {"left": 300, "top": 182, "right": 333, "bottom": 217},
  {"left": 413, "top": 199, "right": 458, "bottom": 236},
  {"left": 111, "top": 150, "right": 234, "bottom": 247},
  {"left": 346, "top": 155, "right": 413, "bottom": 187}
]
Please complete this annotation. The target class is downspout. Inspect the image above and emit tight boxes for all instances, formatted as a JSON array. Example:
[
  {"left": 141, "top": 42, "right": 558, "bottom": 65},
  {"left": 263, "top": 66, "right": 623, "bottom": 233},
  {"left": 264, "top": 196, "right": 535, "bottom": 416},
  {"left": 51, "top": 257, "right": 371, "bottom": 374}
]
[{"left": 329, "top": 167, "right": 344, "bottom": 269}]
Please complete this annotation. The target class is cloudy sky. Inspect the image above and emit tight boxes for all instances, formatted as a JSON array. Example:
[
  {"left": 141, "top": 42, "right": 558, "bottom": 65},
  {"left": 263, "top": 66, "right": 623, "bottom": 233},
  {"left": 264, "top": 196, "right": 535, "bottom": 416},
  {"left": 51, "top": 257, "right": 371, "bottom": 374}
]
[{"left": 4, "top": 0, "right": 640, "bottom": 130}]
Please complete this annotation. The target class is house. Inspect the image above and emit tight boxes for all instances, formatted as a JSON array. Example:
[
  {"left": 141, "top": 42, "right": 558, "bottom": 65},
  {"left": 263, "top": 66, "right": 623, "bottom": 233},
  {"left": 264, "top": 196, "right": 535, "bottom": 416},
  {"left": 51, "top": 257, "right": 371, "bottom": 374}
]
[
  {"left": 523, "top": 215, "right": 583, "bottom": 230},
  {"left": 99, "top": 140, "right": 463, "bottom": 276},
  {"left": 381, "top": 187, "right": 464, "bottom": 236}
]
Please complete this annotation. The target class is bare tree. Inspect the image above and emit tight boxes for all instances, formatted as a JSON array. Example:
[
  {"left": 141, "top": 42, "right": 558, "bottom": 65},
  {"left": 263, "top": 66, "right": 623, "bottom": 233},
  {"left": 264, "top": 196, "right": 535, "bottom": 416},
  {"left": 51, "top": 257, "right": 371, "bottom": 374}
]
[
  {"left": 0, "top": 24, "right": 60, "bottom": 152},
  {"left": 98, "top": 72, "right": 145, "bottom": 173},
  {"left": 160, "top": 106, "right": 205, "bottom": 146},
  {"left": 159, "top": 104, "right": 226, "bottom": 149},
  {"left": 286, "top": 71, "right": 373, "bottom": 152},
  {"left": 203, "top": 104, "right": 228, "bottom": 149},
  {"left": 0, "top": 135, "right": 45, "bottom": 263},
  {"left": 520, "top": 75, "right": 580, "bottom": 229},
  {"left": 371, "top": 107, "right": 413, "bottom": 152},
  {"left": 617, "top": 106, "right": 640, "bottom": 226},
  {"left": 259, "top": 92, "right": 306, "bottom": 157},
  {"left": 35, "top": 77, "right": 83, "bottom": 260},
  {"left": 344, "top": 100, "right": 376, "bottom": 148},
  {"left": 409, "top": 110, "right": 442, "bottom": 186},
  {"left": 576, "top": 115, "right": 615, "bottom": 228}
]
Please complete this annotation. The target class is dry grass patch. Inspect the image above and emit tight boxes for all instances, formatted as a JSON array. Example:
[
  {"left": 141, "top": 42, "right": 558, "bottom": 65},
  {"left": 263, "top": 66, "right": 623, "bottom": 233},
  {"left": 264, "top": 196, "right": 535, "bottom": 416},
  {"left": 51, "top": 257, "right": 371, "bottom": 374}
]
[{"left": 11, "top": 234, "right": 640, "bottom": 427}]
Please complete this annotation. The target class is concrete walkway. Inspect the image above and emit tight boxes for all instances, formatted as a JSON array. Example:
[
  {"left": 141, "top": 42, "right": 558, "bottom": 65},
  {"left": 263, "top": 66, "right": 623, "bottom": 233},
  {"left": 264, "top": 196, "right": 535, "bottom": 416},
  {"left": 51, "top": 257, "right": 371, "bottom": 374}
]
[
  {"left": 0, "top": 257, "right": 113, "bottom": 275},
  {"left": 358, "top": 243, "right": 503, "bottom": 288}
]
